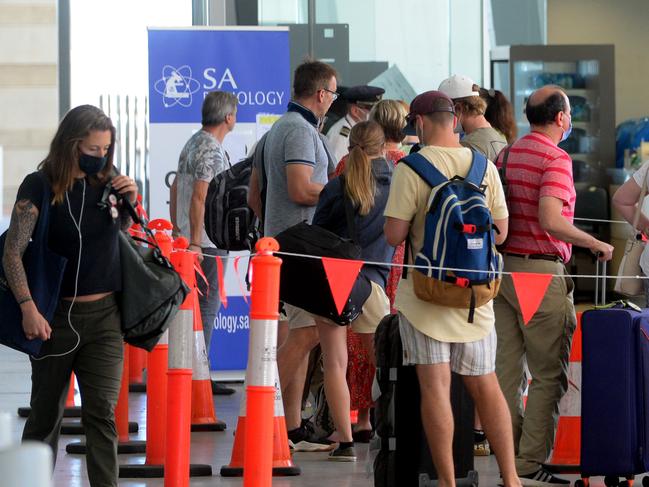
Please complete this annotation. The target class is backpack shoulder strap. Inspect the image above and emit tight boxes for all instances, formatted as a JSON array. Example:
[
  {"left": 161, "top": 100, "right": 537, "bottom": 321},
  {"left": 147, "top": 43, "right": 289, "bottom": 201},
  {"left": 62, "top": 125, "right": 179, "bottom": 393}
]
[
  {"left": 497, "top": 144, "right": 511, "bottom": 183},
  {"left": 399, "top": 152, "right": 447, "bottom": 188},
  {"left": 464, "top": 149, "right": 488, "bottom": 186}
]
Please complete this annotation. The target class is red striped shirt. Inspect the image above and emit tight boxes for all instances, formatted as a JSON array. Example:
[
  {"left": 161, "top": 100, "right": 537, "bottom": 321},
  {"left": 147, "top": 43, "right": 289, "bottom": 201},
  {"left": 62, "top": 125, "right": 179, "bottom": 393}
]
[{"left": 496, "top": 132, "right": 576, "bottom": 262}]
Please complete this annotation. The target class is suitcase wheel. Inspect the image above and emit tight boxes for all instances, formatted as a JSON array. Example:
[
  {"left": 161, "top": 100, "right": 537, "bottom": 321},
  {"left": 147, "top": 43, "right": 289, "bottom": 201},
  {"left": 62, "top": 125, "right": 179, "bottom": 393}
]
[
  {"left": 603, "top": 476, "right": 620, "bottom": 487},
  {"left": 643, "top": 475, "right": 649, "bottom": 487},
  {"left": 574, "top": 479, "right": 589, "bottom": 487}
]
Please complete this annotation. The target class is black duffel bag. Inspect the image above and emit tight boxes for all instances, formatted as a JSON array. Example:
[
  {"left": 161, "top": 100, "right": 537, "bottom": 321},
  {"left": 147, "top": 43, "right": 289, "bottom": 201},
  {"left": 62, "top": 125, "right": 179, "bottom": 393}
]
[
  {"left": 117, "top": 196, "right": 189, "bottom": 351},
  {"left": 275, "top": 178, "right": 371, "bottom": 325}
]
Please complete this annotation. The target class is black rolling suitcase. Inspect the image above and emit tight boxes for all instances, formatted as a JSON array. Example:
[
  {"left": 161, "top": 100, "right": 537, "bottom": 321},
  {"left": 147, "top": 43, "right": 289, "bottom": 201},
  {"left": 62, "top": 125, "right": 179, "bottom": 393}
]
[{"left": 373, "top": 314, "right": 479, "bottom": 487}]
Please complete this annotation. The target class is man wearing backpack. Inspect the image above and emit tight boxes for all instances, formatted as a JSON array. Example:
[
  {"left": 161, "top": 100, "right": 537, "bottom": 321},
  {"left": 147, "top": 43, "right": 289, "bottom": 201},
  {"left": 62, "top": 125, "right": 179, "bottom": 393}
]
[
  {"left": 493, "top": 86, "right": 613, "bottom": 486},
  {"left": 383, "top": 90, "right": 521, "bottom": 487},
  {"left": 170, "top": 90, "right": 237, "bottom": 395}
]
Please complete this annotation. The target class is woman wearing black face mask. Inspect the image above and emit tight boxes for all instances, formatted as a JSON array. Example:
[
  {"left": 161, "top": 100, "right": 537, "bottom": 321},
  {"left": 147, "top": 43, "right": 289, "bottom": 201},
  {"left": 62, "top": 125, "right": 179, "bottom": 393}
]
[{"left": 2, "top": 105, "right": 137, "bottom": 487}]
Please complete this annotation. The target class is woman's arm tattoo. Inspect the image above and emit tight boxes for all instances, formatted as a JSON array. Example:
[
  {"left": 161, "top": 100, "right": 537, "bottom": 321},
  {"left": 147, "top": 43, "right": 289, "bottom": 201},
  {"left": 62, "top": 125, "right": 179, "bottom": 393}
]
[{"left": 2, "top": 199, "right": 38, "bottom": 302}]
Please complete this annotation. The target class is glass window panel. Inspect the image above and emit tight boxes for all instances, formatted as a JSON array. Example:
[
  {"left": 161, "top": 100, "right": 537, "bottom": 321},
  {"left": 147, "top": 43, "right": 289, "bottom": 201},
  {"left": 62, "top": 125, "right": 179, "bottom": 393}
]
[
  {"left": 258, "top": 0, "right": 308, "bottom": 25},
  {"left": 450, "top": 0, "right": 484, "bottom": 85}
]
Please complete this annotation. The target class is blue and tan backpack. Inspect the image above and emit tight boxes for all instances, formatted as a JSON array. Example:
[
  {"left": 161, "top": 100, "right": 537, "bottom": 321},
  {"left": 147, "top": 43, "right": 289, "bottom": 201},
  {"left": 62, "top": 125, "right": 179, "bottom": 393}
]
[{"left": 400, "top": 149, "right": 502, "bottom": 322}]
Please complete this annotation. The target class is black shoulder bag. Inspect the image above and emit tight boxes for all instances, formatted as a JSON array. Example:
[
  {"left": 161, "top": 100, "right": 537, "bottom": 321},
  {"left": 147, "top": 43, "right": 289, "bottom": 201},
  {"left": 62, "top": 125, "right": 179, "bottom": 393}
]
[
  {"left": 275, "top": 176, "right": 372, "bottom": 325},
  {"left": 117, "top": 197, "right": 189, "bottom": 351}
]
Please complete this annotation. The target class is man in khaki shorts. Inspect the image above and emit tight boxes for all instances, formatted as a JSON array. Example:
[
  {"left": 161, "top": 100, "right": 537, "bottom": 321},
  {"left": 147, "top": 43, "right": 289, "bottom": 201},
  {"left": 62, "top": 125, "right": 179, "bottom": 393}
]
[{"left": 383, "top": 90, "right": 521, "bottom": 487}]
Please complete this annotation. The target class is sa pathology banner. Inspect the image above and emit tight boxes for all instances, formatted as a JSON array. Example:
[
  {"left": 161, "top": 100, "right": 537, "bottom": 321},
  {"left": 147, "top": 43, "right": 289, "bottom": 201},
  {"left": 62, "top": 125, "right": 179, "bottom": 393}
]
[{"left": 147, "top": 27, "right": 290, "bottom": 372}]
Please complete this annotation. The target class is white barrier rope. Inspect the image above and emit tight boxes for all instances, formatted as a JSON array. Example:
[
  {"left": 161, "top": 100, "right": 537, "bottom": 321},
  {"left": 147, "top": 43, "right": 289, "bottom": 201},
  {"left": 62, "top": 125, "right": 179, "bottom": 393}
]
[
  {"left": 273, "top": 250, "right": 649, "bottom": 281},
  {"left": 184, "top": 248, "right": 645, "bottom": 281},
  {"left": 574, "top": 217, "right": 629, "bottom": 225}
]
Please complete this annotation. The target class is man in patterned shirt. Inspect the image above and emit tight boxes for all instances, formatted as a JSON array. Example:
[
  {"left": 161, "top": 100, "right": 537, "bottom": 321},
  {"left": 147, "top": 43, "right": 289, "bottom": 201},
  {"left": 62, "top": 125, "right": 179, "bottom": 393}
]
[
  {"left": 170, "top": 90, "right": 237, "bottom": 394},
  {"left": 494, "top": 86, "right": 613, "bottom": 485}
]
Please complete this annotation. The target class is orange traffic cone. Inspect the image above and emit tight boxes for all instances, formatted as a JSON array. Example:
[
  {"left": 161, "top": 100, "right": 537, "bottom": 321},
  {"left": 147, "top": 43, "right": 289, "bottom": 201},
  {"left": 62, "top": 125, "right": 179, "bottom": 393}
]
[
  {"left": 545, "top": 311, "right": 583, "bottom": 473},
  {"left": 221, "top": 364, "right": 300, "bottom": 477},
  {"left": 165, "top": 248, "right": 213, "bottom": 485},
  {"left": 190, "top": 294, "right": 226, "bottom": 432}
]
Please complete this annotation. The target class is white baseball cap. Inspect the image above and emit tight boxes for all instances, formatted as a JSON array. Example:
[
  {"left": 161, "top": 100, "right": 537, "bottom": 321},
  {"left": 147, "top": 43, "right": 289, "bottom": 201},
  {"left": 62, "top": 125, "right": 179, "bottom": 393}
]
[{"left": 438, "top": 74, "right": 480, "bottom": 99}]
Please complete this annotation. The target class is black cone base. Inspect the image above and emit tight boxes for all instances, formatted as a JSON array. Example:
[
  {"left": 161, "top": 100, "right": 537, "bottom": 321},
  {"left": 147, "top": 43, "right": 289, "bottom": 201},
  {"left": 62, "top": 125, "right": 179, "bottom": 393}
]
[
  {"left": 18, "top": 406, "right": 82, "bottom": 418},
  {"left": 191, "top": 420, "right": 226, "bottom": 432},
  {"left": 220, "top": 465, "right": 301, "bottom": 477},
  {"left": 60, "top": 421, "right": 138, "bottom": 435},
  {"left": 66, "top": 440, "right": 147, "bottom": 455},
  {"left": 543, "top": 463, "right": 580, "bottom": 474},
  {"left": 129, "top": 382, "right": 146, "bottom": 393},
  {"left": 119, "top": 463, "right": 212, "bottom": 478},
  {"left": 211, "top": 380, "right": 235, "bottom": 395},
  {"left": 119, "top": 464, "right": 164, "bottom": 478}
]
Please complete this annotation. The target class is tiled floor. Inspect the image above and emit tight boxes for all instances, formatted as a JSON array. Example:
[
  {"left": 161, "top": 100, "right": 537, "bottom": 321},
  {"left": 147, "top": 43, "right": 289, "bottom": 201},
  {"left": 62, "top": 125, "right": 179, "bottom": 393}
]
[{"left": 0, "top": 346, "right": 639, "bottom": 486}]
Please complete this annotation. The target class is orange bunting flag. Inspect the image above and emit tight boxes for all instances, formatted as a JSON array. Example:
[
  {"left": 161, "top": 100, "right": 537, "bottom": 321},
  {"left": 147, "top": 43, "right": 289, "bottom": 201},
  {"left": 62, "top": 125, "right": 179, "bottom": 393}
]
[
  {"left": 321, "top": 257, "right": 364, "bottom": 315},
  {"left": 233, "top": 256, "right": 249, "bottom": 304},
  {"left": 511, "top": 272, "right": 553, "bottom": 326},
  {"left": 215, "top": 256, "right": 227, "bottom": 309}
]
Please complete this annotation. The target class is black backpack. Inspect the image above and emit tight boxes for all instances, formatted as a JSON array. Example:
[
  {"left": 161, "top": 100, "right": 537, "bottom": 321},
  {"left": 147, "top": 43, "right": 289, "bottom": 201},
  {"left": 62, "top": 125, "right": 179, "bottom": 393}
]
[{"left": 204, "top": 155, "right": 260, "bottom": 251}]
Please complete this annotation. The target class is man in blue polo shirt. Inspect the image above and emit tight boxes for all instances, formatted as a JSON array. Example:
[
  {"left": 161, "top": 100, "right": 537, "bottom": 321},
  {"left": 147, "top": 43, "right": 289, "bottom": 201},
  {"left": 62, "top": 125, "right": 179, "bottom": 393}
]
[{"left": 248, "top": 60, "right": 338, "bottom": 451}]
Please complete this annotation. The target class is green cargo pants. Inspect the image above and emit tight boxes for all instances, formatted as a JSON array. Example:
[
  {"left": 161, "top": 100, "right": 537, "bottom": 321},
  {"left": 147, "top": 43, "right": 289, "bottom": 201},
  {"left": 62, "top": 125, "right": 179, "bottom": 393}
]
[{"left": 22, "top": 294, "right": 123, "bottom": 487}]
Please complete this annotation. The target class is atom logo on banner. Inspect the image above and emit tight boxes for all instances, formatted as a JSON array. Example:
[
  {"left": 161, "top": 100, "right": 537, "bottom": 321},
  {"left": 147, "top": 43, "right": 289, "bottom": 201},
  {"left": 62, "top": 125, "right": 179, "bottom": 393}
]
[{"left": 154, "top": 65, "right": 200, "bottom": 108}]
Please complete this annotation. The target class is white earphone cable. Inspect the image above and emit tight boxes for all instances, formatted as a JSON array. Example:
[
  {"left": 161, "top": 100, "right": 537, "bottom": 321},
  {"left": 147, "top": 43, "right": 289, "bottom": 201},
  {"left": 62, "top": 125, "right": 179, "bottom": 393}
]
[{"left": 33, "top": 179, "right": 85, "bottom": 360}]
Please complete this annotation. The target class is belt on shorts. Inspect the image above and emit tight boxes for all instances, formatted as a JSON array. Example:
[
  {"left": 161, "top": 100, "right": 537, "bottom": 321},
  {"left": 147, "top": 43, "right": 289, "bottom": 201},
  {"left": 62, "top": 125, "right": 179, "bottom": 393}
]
[{"left": 503, "top": 252, "right": 563, "bottom": 264}]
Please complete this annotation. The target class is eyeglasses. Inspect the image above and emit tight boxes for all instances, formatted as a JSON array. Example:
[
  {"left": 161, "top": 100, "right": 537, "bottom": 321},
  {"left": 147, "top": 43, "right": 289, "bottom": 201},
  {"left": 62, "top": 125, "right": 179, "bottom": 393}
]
[{"left": 321, "top": 88, "right": 339, "bottom": 101}]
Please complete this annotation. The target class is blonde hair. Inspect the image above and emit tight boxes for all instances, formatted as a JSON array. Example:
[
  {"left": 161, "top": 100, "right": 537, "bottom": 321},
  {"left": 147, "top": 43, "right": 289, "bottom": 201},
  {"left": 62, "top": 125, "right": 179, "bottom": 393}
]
[
  {"left": 369, "top": 100, "right": 408, "bottom": 143},
  {"left": 454, "top": 84, "right": 487, "bottom": 116},
  {"left": 344, "top": 121, "right": 384, "bottom": 216}
]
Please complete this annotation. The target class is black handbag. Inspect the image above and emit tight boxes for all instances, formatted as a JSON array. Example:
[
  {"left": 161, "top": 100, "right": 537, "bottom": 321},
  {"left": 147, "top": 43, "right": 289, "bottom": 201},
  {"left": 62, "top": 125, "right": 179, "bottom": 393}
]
[
  {"left": 275, "top": 177, "right": 372, "bottom": 325},
  {"left": 118, "top": 199, "right": 189, "bottom": 351},
  {"left": 0, "top": 171, "right": 67, "bottom": 356}
]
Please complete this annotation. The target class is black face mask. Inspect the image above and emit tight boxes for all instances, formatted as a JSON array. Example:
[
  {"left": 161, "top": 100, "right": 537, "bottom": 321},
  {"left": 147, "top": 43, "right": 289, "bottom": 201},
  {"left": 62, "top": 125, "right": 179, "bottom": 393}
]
[{"left": 79, "top": 153, "right": 107, "bottom": 176}]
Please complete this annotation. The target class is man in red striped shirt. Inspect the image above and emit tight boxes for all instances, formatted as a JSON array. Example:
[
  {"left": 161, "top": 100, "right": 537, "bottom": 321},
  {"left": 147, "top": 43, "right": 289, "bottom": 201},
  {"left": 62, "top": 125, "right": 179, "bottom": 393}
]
[{"left": 494, "top": 86, "right": 613, "bottom": 486}]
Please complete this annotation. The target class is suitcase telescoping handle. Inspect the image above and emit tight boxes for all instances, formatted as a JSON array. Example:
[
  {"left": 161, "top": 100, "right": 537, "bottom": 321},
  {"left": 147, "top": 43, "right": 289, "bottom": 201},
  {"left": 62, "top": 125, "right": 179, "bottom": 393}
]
[{"left": 595, "top": 257, "right": 607, "bottom": 306}]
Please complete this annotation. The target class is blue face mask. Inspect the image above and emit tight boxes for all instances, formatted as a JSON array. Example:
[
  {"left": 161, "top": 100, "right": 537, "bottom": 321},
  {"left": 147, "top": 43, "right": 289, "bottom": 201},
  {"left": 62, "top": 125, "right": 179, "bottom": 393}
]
[
  {"left": 560, "top": 114, "right": 572, "bottom": 142},
  {"left": 79, "top": 153, "right": 107, "bottom": 176}
]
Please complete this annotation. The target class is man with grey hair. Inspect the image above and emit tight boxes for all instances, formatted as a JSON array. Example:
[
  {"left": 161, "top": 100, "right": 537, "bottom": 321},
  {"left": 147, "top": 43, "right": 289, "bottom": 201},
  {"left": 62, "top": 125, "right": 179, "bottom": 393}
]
[{"left": 170, "top": 90, "right": 237, "bottom": 394}]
